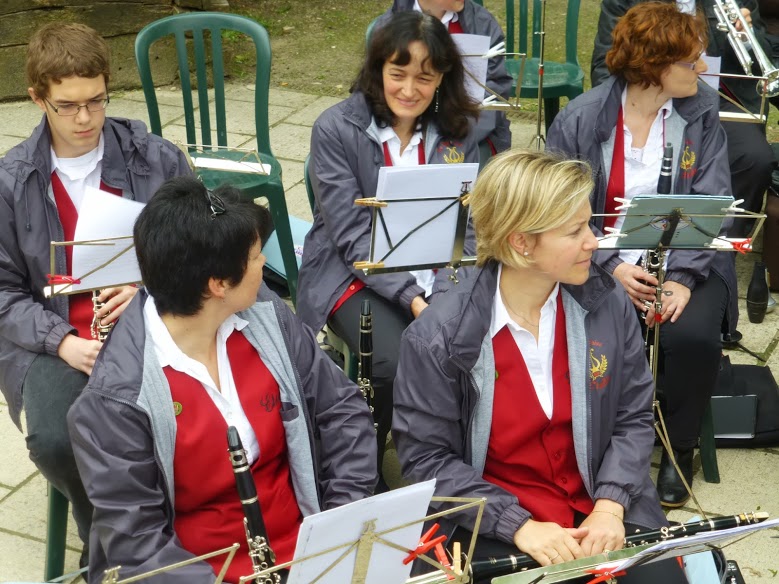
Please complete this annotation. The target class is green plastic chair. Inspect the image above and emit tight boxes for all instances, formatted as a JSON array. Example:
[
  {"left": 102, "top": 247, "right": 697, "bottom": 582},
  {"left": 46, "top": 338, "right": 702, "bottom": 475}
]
[
  {"left": 44, "top": 484, "right": 69, "bottom": 581},
  {"left": 304, "top": 154, "right": 358, "bottom": 382},
  {"left": 135, "top": 13, "right": 299, "bottom": 305},
  {"left": 504, "top": 0, "right": 584, "bottom": 131}
]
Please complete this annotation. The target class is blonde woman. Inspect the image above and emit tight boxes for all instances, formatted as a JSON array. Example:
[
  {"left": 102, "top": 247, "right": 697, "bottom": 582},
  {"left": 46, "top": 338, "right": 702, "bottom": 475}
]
[{"left": 393, "top": 150, "right": 684, "bottom": 583}]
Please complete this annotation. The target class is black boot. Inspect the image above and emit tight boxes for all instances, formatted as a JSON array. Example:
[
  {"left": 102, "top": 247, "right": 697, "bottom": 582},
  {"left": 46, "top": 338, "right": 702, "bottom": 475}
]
[{"left": 657, "top": 448, "right": 694, "bottom": 508}]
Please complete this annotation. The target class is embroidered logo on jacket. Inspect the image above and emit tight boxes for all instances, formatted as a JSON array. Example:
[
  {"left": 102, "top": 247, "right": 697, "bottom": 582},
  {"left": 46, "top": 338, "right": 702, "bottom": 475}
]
[
  {"left": 439, "top": 141, "right": 465, "bottom": 164},
  {"left": 589, "top": 343, "right": 610, "bottom": 390},
  {"left": 680, "top": 141, "right": 697, "bottom": 180}
]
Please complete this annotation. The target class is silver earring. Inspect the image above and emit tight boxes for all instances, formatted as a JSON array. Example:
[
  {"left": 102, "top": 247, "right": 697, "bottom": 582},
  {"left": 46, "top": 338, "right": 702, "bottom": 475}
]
[
  {"left": 435, "top": 88, "right": 440, "bottom": 113},
  {"left": 523, "top": 251, "right": 529, "bottom": 256}
]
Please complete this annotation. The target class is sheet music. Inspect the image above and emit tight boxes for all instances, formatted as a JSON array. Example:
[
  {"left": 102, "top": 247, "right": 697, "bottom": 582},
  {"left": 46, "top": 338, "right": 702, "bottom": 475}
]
[
  {"left": 191, "top": 156, "right": 272, "bottom": 175},
  {"left": 69, "top": 186, "right": 145, "bottom": 292},
  {"left": 372, "top": 164, "right": 479, "bottom": 269},
  {"left": 287, "top": 480, "right": 436, "bottom": 584},
  {"left": 452, "top": 34, "right": 491, "bottom": 104}
]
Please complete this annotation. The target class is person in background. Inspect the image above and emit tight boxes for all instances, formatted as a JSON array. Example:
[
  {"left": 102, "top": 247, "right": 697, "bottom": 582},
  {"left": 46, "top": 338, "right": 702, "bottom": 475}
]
[
  {"left": 68, "top": 177, "right": 377, "bottom": 583},
  {"left": 548, "top": 2, "right": 734, "bottom": 507},
  {"left": 296, "top": 11, "right": 480, "bottom": 488},
  {"left": 377, "top": 0, "right": 513, "bottom": 164},
  {"left": 393, "top": 149, "right": 685, "bottom": 584},
  {"left": 0, "top": 22, "right": 190, "bottom": 560}
]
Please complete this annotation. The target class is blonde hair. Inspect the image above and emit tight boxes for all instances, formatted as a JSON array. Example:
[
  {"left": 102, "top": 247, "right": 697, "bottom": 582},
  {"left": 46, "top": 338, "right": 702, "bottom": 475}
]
[{"left": 470, "top": 149, "right": 594, "bottom": 268}]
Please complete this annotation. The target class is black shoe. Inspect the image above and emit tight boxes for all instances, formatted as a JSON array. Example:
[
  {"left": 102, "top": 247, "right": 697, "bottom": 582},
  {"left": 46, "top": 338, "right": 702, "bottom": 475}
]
[
  {"left": 657, "top": 448, "right": 693, "bottom": 508},
  {"left": 722, "top": 330, "right": 742, "bottom": 349}
]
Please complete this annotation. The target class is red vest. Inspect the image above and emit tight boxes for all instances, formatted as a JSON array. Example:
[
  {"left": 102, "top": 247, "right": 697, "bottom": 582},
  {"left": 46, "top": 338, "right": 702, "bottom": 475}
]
[
  {"left": 483, "top": 295, "right": 594, "bottom": 528},
  {"left": 448, "top": 20, "right": 464, "bottom": 34},
  {"left": 166, "top": 332, "right": 302, "bottom": 581},
  {"left": 51, "top": 172, "right": 122, "bottom": 339}
]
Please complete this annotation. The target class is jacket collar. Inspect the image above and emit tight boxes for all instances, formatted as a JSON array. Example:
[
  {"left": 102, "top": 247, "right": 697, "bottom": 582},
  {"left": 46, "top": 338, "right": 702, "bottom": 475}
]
[
  {"left": 448, "top": 260, "right": 616, "bottom": 369},
  {"left": 594, "top": 76, "right": 718, "bottom": 143}
]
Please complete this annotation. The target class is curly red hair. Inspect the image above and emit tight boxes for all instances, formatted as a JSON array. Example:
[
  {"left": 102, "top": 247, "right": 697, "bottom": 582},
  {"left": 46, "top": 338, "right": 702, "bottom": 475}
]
[{"left": 605, "top": 2, "right": 708, "bottom": 88}]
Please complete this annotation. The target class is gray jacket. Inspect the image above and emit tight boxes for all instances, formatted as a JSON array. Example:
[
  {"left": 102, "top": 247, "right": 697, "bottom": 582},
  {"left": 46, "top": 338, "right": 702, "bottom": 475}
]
[
  {"left": 591, "top": 0, "right": 771, "bottom": 113},
  {"left": 546, "top": 76, "right": 738, "bottom": 331},
  {"left": 0, "top": 116, "right": 191, "bottom": 427},
  {"left": 297, "top": 91, "right": 479, "bottom": 332},
  {"left": 67, "top": 286, "right": 378, "bottom": 583},
  {"left": 393, "top": 261, "right": 667, "bottom": 544},
  {"left": 377, "top": 0, "right": 513, "bottom": 152}
]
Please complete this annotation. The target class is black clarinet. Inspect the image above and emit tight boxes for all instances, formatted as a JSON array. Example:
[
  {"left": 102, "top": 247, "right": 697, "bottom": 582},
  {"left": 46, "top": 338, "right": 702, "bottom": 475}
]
[
  {"left": 227, "top": 426, "right": 281, "bottom": 584},
  {"left": 358, "top": 299, "right": 375, "bottom": 417},
  {"left": 469, "top": 512, "right": 768, "bottom": 582}
]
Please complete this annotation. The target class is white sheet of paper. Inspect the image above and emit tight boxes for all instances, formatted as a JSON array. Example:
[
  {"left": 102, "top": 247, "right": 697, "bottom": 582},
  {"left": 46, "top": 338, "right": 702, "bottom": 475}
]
[
  {"left": 69, "top": 186, "right": 145, "bottom": 292},
  {"left": 371, "top": 164, "right": 479, "bottom": 269},
  {"left": 699, "top": 55, "right": 722, "bottom": 92},
  {"left": 287, "top": 480, "right": 436, "bottom": 584},
  {"left": 191, "top": 156, "right": 271, "bottom": 175},
  {"left": 452, "top": 34, "right": 491, "bottom": 104}
]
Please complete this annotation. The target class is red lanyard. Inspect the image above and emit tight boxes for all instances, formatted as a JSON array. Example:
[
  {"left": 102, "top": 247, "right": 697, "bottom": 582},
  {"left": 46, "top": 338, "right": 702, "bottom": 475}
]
[
  {"left": 604, "top": 106, "right": 666, "bottom": 230},
  {"left": 383, "top": 139, "right": 425, "bottom": 166}
]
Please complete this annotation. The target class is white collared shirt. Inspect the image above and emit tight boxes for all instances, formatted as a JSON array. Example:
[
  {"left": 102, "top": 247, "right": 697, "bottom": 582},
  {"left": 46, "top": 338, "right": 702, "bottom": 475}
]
[
  {"left": 413, "top": 0, "right": 459, "bottom": 26},
  {"left": 50, "top": 134, "right": 105, "bottom": 211},
  {"left": 615, "top": 86, "right": 673, "bottom": 266},
  {"left": 676, "top": 0, "right": 696, "bottom": 15},
  {"left": 143, "top": 295, "right": 260, "bottom": 464},
  {"left": 376, "top": 124, "right": 435, "bottom": 296},
  {"left": 490, "top": 264, "right": 559, "bottom": 419}
]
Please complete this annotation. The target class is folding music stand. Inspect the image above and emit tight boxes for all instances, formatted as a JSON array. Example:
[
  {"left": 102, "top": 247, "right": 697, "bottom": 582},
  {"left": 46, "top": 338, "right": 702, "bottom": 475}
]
[
  {"left": 596, "top": 194, "right": 766, "bottom": 518},
  {"left": 354, "top": 164, "right": 480, "bottom": 278}
]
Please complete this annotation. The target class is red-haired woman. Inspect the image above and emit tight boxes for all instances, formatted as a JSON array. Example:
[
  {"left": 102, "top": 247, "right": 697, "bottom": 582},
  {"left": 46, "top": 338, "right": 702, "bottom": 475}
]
[{"left": 547, "top": 2, "right": 735, "bottom": 507}]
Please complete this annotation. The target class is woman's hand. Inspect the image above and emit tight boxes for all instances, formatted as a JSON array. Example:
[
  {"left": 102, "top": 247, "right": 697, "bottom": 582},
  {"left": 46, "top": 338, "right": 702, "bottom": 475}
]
[
  {"left": 96, "top": 286, "right": 138, "bottom": 325},
  {"left": 57, "top": 334, "right": 102, "bottom": 375},
  {"left": 410, "top": 295, "right": 428, "bottom": 319},
  {"left": 612, "top": 263, "right": 658, "bottom": 311},
  {"left": 578, "top": 501, "right": 625, "bottom": 557},
  {"left": 513, "top": 519, "right": 588, "bottom": 566},
  {"left": 644, "top": 280, "right": 691, "bottom": 326}
]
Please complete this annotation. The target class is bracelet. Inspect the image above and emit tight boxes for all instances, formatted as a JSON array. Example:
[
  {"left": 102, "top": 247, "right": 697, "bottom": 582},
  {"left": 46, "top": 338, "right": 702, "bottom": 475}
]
[{"left": 592, "top": 509, "right": 624, "bottom": 521}]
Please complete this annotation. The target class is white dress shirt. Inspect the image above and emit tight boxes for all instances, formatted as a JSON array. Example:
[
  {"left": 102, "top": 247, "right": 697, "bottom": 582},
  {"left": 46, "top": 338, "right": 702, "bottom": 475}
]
[
  {"left": 376, "top": 124, "right": 436, "bottom": 296},
  {"left": 615, "top": 86, "right": 673, "bottom": 266},
  {"left": 413, "top": 0, "right": 459, "bottom": 26},
  {"left": 50, "top": 134, "right": 105, "bottom": 210},
  {"left": 144, "top": 295, "right": 260, "bottom": 464},
  {"left": 490, "top": 264, "right": 559, "bottom": 419}
]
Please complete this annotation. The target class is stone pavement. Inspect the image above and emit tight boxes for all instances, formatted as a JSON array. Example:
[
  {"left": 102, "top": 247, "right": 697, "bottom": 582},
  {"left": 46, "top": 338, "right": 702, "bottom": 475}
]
[{"left": 0, "top": 85, "right": 777, "bottom": 582}]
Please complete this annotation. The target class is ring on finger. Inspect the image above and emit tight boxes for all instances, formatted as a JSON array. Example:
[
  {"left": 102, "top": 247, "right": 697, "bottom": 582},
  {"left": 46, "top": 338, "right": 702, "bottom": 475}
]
[{"left": 549, "top": 551, "right": 560, "bottom": 561}]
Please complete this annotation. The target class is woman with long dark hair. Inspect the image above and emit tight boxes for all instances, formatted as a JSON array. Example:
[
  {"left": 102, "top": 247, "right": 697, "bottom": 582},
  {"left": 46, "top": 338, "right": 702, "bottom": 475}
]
[{"left": 297, "top": 11, "right": 480, "bottom": 484}]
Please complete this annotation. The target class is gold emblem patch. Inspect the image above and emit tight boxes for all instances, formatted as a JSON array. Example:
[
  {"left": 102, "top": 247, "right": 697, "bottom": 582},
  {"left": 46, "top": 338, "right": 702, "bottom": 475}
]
[
  {"left": 589, "top": 348, "right": 608, "bottom": 382},
  {"left": 443, "top": 145, "right": 465, "bottom": 164},
  {"left": 680, "top": 145, "right": 696, "bottom": 170}
]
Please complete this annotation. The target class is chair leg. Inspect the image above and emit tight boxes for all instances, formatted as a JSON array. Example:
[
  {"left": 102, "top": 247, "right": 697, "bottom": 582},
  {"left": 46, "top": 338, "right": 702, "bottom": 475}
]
[
  {"left": 267, "top": 195, "right": 299, "bottom": 307},
  {"left": 44, "top": 483, "right": 69, "bottom": 582},
  {"left": 699, "top": 401, "right": 720, "bottom": 484},
  {"left": 544, "top": 98, "right": 561, "bottom": 134}
]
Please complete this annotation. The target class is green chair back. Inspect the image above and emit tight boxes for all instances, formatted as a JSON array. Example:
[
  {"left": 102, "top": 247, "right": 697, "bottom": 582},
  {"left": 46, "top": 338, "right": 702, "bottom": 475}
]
[
  {"left": 503, "top": 0, "right": 584, "bottom": 129},
  {"left": 135, "top": 12, "right": 274, "bottom": 156}
]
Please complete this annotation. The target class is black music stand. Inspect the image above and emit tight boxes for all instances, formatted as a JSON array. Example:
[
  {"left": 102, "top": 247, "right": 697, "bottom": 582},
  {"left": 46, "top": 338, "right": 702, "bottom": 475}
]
[{"left": 354, "top": 164, "right": 479, "bottom": 279}]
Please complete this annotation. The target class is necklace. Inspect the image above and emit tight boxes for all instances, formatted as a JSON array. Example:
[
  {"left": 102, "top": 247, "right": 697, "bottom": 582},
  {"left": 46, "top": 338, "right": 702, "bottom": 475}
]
[{"left": 502, "top": 295, "right": 541, "bottom": 329}]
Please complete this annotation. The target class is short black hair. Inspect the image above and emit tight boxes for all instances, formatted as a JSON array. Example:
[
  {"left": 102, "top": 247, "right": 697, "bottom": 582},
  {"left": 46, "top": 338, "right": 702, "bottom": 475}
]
[
  {"left": 134, "top": 176, "right": 273, "bottom": 316},
  {"left": 353, "top": 11, "right": 479, "bottom": 140}
]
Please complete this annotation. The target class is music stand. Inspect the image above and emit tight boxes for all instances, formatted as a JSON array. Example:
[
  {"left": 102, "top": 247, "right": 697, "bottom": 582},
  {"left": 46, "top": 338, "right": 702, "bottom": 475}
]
[
  {"left": 597, "top": 194, "right": 766, "bottom": 518},
  {"left": 354, "top": 164, "right": 480, "bottom": 279}
]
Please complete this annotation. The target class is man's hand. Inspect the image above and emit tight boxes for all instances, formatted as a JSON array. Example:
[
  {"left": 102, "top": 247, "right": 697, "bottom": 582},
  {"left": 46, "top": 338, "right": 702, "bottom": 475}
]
[
  {"left": 410, "top": 295, "right": 428, "bottom": 319},
  {"left": 96, "top": 286, "right": 138, "bottom": 326},
  {"left": 612, "top": 263, "right": 658, "bottom": 310},
  {"left": 736, "top": 8, "right": 752, "bottom": 30},
  {"left": 513, "top": 519, "right": 588, "bottom": 566},
  {"left": 57, "top": 334, "right": 102, "bottom": 375},
  {"left": 578, "top": 501, "right": 625, "bottom": 557},
  {"left": 644, "top": 280, "right": 691, "bottom": 326}
]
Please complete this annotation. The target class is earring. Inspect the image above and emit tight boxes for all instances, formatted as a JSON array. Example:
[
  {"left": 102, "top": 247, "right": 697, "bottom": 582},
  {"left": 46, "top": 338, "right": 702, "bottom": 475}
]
[
  {"left": 523, "top": 251, "right": 529, "bottom": 256},
  {"left": 435, "top": 87, "right": 440, "bottom": 113}
]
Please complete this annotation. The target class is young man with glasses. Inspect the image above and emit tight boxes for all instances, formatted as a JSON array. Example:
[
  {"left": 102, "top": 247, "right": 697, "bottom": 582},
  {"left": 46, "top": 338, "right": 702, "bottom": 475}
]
[{"left": 0, "top": 22, "right": 190, "bottom": 559}]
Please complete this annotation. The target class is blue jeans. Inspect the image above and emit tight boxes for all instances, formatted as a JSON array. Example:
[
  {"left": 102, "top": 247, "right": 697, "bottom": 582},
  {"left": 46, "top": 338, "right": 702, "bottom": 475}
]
[{"left": 22, "top": 353, "right": 92, "bottom": 546}]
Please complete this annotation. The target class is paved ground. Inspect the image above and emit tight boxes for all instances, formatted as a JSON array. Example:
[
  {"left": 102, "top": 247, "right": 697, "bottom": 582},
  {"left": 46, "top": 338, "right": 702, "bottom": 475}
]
[{"left": 0, "top": 85, "right": 777, "bottom": 582}]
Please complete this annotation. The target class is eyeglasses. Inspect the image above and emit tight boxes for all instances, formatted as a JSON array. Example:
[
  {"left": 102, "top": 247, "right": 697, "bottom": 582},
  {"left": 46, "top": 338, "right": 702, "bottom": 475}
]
[
  {"left": 44, "top": 96, "right": 110, "bottom": 117},
  {"left": 674, "top": 53, "right": 704, "bottom": 70},
  {"left": 206, "top": 189, "right": 226, "bottom": 219}
]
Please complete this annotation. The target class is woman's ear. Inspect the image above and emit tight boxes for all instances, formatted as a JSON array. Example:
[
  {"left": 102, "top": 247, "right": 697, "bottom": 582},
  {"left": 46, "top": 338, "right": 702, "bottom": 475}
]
[
  {"left": 508, "top": 231, "right": 535, "bottom": 257},
  {"left": 207, "top": 277, "right": 228, "bottom": 301}
]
